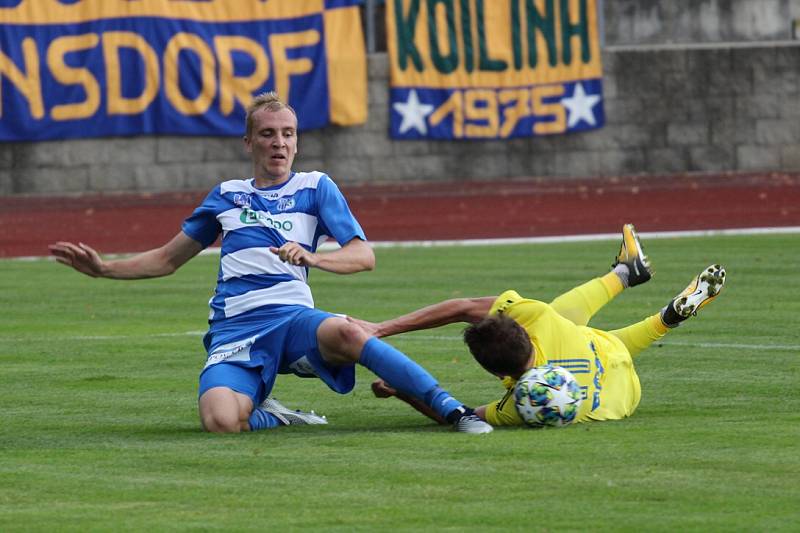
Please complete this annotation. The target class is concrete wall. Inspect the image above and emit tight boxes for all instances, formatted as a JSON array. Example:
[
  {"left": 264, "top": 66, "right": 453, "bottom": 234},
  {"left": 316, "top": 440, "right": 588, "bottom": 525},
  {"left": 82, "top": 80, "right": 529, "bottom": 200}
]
[
  {"left": 604, "top": 0, "right": 800, "bottom": 45},
  {"left": 2, "top": 42, "right": 799, "bottom": 195}
]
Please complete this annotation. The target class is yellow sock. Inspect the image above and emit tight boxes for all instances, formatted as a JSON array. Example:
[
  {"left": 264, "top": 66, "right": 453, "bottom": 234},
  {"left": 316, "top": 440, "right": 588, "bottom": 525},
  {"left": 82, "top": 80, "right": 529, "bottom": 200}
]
[
  {"left": 550, "top": 276, "right": 620, "bottom": 326},
  {"left": 608, "top": 314, "right": 668, "bottom": 358},
  {"left": 601, "top": 271, "right": 625, "bottom": 298}
]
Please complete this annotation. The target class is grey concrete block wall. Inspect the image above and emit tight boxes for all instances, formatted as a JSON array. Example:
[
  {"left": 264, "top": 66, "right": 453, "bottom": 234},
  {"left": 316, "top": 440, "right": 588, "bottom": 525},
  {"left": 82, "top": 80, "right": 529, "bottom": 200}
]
[
  {"left": 2, "top": 42, "right": 799, "bottom": 195},
  {"left": 603, "top": 0, "right": 800, "bottom": 45}
]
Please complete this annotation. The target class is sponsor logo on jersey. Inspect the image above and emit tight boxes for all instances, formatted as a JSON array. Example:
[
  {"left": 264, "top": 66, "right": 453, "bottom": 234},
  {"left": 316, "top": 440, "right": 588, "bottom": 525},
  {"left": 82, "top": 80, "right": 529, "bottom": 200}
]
[{"left": 240, "top": 207, "right": 294, "bottom": 231}]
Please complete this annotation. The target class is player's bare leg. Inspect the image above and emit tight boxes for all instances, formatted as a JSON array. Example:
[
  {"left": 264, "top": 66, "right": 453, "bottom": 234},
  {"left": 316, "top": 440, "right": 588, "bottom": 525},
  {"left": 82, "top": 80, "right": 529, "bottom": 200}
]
[
  {"left": 199, "top": 387, "right": 253, "bottom": 433},
  {"left": 371, "top": 379, "right": 448, "bottom": 425}
]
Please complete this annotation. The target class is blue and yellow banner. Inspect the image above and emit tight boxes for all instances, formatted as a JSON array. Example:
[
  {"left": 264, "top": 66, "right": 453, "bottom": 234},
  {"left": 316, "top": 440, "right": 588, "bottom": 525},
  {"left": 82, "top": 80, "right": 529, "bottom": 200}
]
[
  {"left": 386, "top": 0, "right": 604, "bottom": 139},
  {"left": 0, "top": 0, "right": 366, "bottom": 141}
]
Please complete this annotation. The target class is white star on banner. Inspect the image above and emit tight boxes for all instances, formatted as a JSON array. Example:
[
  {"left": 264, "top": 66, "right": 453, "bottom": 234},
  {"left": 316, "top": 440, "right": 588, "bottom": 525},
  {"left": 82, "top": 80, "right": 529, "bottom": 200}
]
[
  {"left": 392, "top": 89, "right": 434, "bottom": 135},
  {"left": 561, "top": 83, "right": 601, "bottom": 128}
]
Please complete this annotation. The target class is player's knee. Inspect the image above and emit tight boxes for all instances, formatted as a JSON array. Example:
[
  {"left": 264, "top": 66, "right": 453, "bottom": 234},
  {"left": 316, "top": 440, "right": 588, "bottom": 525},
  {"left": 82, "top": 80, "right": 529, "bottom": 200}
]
[
  {"left": 202, "top": 416, "right": 241, "bottom": 434},
  {"left": 201, "top": 408, "right": 243, "bottom": 433},
  {"left": 319, "top": 318, "right": 369, "bottom": 364},
  {"left": 199, "top": 388, "right": 249, "bottom": 433},
  {"left": 335, "top": 320, "right": 370, "bottom": 360}
]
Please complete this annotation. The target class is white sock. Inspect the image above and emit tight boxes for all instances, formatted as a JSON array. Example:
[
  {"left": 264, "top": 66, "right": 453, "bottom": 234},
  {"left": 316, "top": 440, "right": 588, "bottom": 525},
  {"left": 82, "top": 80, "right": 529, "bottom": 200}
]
[{"left": 613, "top": 263, "right": 630, "bottom": 288}]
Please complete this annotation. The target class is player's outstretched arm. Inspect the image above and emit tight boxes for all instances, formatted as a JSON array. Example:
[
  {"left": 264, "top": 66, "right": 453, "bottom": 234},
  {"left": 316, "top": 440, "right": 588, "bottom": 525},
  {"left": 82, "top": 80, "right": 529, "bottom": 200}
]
[
  {"left": 269, "top": 237, "right": 374, "bottom": 274},
  {"left": 364, "top": 297, "right": 496, "bottom": 338},
  {"left": 48, "top": 231, "right": 203, "bottom": 280}
]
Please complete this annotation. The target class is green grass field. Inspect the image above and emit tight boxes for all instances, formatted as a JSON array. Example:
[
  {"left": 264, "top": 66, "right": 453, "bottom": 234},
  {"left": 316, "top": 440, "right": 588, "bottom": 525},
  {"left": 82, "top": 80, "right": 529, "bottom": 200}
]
[{"left": 1, "top": 233, "right": 799, "bottom": 531}]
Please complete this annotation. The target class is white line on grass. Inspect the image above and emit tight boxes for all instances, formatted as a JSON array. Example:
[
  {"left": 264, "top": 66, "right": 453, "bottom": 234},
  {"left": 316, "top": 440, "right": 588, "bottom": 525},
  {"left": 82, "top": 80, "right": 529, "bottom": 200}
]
[
  {"left": 651, "top": 340, "right": 799, "bottom": 352},
  {"left": 2, "top": 331, "right": 208, "bottom": 342},
  {"left": 14, "top": 225, "right": 800, "bottom": 261},
  {"left": 364, "top": 226, "right": 800, "bottom": 249},
  {"left": 393, "top": 334, "right": 799, "bottom": 352},
  {"left": 214, "top": 225, "right": 800, "bottom": 253},
  {"left": 8, "top": 331, "right": 796, "bottom": 353}
]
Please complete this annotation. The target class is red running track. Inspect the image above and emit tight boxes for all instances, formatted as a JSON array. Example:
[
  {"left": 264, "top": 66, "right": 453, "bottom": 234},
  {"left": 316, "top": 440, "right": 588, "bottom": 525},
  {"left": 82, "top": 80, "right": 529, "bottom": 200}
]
[{"left": 1, "top": 172, "right": 799, "bottom": 258}]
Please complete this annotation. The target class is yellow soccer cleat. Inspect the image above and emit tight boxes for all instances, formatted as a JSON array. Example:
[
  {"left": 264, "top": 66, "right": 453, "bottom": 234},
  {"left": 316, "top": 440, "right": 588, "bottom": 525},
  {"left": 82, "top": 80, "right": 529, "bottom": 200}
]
[{"left": 613, "top": 223, "right": 654, "bottom": 287}]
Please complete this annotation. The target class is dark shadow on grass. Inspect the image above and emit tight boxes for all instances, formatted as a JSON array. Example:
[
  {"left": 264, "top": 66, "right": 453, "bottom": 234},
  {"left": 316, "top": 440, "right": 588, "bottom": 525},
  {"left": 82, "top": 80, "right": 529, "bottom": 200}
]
[{"left": 100, "top": 420, "right": 453, "bottom": 439}]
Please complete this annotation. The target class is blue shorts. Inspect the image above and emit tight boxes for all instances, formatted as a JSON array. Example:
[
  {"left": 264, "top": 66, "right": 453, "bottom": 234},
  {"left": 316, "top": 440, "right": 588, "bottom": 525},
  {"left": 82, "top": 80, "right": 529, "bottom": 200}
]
[{"left": 198, "top": 306, "right": 356, "bottom": 406}]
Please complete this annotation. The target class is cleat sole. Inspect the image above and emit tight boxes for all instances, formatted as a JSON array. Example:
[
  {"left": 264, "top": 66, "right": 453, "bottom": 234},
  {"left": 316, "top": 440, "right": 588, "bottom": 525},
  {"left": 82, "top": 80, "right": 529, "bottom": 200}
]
[{"left": 673, "top": 264, "right": 726, "bottom": 318}]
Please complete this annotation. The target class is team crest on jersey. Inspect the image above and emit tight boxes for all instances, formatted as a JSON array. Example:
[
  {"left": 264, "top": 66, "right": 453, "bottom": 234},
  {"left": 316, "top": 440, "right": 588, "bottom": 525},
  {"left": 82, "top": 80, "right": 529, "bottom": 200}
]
[
  {"left": 233, "top": 193, "right": 252, "bottom": 208},
  {"left": 276, "top": 197, "right": 295, "bottom": 212}
]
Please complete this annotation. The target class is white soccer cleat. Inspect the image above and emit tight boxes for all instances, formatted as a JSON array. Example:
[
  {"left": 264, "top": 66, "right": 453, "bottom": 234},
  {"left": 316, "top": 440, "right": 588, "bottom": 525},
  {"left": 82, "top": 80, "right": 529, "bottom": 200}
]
[
  {"left": 673, "top": 264, "right": 727, "bottom": 317},
  {"left": 661, "top": 264, "right": 726, "bottom": 327},
  {"left": 453, "top": 413, "right": 493, "bottom": 434},
  {"left": 260, "top": 397, "right": 328, "bottom": 425}
]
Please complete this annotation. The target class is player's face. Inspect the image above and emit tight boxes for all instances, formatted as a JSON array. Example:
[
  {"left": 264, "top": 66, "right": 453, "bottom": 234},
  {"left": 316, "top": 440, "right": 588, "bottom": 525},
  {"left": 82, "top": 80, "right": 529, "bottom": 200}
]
[{"left": 245, "top": 107, "right": 298, "bottom": 185}]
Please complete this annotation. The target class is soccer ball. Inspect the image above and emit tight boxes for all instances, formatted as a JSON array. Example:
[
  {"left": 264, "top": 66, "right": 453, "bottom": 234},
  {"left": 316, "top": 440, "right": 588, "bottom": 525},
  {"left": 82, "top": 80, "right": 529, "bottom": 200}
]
[{"left": 514, "top": 365, "right": 583, "bottom": 427}]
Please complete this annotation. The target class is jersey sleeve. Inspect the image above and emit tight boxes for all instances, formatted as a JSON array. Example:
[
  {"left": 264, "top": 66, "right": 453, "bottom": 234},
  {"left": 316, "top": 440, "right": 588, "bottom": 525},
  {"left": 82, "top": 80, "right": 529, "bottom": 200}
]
[
  {"left": 489, "top": 290, "right": 524, "bottom": 315},
  {"left": 490, "top": 289, "right": 549, "bottom": 334},
  {"left": 484, "top": 386, "right": 525, "bottom": 426},
  {"left": 181, "top": 186, "right": 223, "bottom": 249},
  {"left": 315, "top": 175, "right": 366, "bottom": 246}
]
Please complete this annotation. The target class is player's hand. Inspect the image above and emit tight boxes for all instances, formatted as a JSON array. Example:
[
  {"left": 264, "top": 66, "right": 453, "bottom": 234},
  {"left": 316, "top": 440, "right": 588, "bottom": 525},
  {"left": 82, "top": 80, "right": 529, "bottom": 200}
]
[
  {"left": 371, "top": 379, "right": 397, "bottom": 398},
  {"left": 48, "top": 241, "right": 106, "bottom": 277},
  {"left": 346, "top": 316, "right": 382, "bottom": 337},
  {"left": 269, "top": 242, "right": 317, "bottom": 267}
]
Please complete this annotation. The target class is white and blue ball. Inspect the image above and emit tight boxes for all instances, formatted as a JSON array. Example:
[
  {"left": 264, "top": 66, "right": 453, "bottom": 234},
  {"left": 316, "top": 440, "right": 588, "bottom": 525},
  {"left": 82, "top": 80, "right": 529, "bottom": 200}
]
[{"left": 514, "top": 365, "right": 583, "bottom": 427}]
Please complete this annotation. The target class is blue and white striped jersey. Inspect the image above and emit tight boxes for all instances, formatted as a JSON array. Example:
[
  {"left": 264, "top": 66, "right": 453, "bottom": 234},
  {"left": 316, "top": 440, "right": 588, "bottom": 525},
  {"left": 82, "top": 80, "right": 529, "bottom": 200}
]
[{"left": 182, "top": 172, "right": 366, "bottom": 325}]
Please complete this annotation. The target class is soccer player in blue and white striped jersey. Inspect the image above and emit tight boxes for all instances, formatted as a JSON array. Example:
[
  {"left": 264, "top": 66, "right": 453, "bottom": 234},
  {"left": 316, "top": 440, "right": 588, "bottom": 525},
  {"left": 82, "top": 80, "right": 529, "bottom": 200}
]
[{"left": 49, "top": 92, "right": 491, "bottom": 434}]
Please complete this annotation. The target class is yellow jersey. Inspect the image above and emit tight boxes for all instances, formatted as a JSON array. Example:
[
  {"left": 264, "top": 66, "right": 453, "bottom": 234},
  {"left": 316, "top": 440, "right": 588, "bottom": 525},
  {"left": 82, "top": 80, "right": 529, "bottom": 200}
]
[{"left": 484, "top": 290, "right": 641, "bottom": 426}]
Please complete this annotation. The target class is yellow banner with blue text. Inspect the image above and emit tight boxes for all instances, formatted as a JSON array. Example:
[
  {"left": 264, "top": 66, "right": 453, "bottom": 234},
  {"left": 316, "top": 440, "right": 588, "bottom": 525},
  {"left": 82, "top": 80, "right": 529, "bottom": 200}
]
[
  {"left": 386, "top": 0, "right": 604, "bottom": 139},
  {"left": 0, "top": 0, "right": 366, "bottom": 141}
]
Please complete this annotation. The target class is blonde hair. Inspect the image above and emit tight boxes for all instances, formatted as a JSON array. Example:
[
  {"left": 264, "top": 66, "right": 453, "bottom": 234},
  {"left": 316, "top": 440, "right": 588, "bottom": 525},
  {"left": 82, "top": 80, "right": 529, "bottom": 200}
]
[{"left": 245, "top": 92, "right": 297, "bottom": 138}]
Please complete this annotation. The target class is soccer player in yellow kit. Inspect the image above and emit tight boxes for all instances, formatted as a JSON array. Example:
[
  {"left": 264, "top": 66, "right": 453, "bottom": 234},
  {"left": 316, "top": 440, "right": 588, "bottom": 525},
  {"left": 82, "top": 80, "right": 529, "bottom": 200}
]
[{"left": 359, "top": 224, "right": 726, "bottom": 427}]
